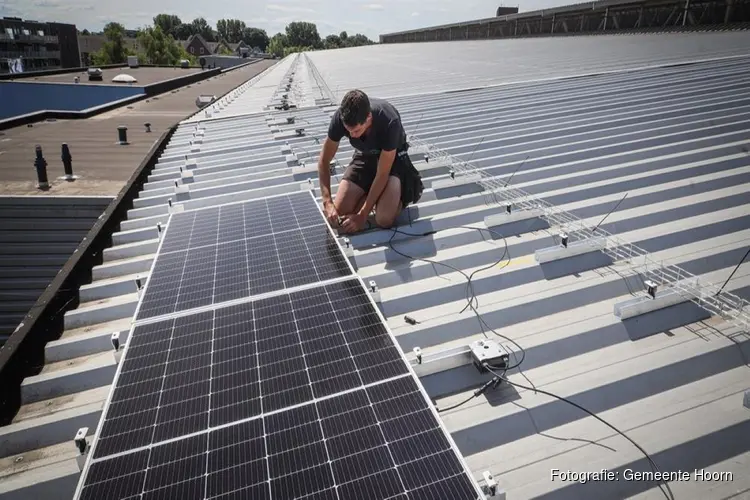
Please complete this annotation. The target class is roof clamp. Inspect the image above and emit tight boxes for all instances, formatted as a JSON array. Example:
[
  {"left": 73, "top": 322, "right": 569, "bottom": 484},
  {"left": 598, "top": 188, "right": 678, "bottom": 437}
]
[
  {"left": 341, "top": 236, "right": 354, "bottom": 258},
  {"left": 644, "top": 280, "right": 658, "bottom": 299},
  {"left": 413, "top": 347, "right": 423, "bottom": 364},
  {"left": 135, "top": 277, "right": 144, "bottom": 297},
  {"left": 74, "top": 427, "right": 90, "bottom": 471},
  {"left": 156, "top": 222, "right": 163, "bottom": 238},
  {"left": 112, "top": 332, "right": 123, "bottom": 364},
  {"left": 295, "top": 128, "right": 305, "bottom": 137},
  {"left": 559, "top": 232, "right": 569, "bottom": 248},
  {"left": 368, "top": 280, "right": 381, "bottom": 304},
  {"left": 449, "top": 168, "right": 455, "bottom": 180},
  {"left": 481, "top": 471, "right": 506, "bottom": 499}
]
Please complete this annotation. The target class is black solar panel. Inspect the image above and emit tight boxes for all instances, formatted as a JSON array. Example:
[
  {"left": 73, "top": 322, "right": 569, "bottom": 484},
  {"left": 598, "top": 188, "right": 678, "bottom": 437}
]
[
  {"left": 79, "top": 377, "right": 481, "bottom": 500},
  {"left": 136, "top": 222, "right": 353, "bottom": 320},
  {"left": 92, "top": 278, "right": 409, "bottom": 460},
  {"left": 158, "top": 191, "right": 324, "bottom": 254}
]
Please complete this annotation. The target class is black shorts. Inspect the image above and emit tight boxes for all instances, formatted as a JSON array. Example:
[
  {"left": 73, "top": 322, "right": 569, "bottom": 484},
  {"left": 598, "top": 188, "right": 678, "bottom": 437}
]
[{"left": 341, "top": 149, "right": 424, "bottom": 207}]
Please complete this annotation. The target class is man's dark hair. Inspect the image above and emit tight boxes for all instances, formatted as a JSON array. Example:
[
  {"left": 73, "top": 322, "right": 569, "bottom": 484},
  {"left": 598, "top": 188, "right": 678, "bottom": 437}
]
[{"left": 340, "top": 89, "right": 370, "bottom": 127}]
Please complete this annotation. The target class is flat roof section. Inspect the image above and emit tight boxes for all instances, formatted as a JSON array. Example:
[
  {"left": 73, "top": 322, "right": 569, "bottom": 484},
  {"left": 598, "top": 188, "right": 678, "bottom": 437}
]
[
  {"left": 0, "top": 59, "right": 277, "bottom": 196},
  {"left": 12, "top": 66, "right": 203, "bottom": 87},
  {"left": 307, "top": 31, "right": 750, "bottom": 100}
]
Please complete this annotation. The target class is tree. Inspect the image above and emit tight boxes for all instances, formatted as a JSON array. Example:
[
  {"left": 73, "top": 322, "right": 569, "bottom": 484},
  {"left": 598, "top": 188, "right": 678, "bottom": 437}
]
[
  {"left": 153, "top": 14, "right": 182, "bottom": 38},
  {"left": 90, "top": 22, "right": 129, "bottom": 65},
  {"left": 267, "top": 33, "right": 288, "bottom": 58},
  {"left": 79, "top": 29, "right": 91, "bottom": 35},
  {"left": 324, "top": 34, "right": 341, "bottom": 50},
  {"left": 136, "top": 25, "right": 194, "bottom": 66},
  {"left": 190, "top": 17, "right": 214, "bottom": 41},
  {"left": 340, "top": 31, "right": 348, "bottom": 41},
  {"left": 242, "top": 27, "right": 269, "bottom": 51},
  {"left": 285, "top": 22, "right": 321, "bottom": 49},
  {"left": 173, "top": 23, "right": 193, "bottom": 40},
  {"left": 216, "top": 19, "right": 246, "bottom": 44}
]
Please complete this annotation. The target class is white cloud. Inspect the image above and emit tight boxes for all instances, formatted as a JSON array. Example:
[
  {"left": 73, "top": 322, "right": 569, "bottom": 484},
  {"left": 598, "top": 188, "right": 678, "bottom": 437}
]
[
  {"left": 362, "top": 3, "right": 384, "bottom": 10},
  {"left": 411, "top": 11, "right": 419, "bottom": 16},
  {"left": 266, "top": 4, "right": 315, "bottom": 13}
]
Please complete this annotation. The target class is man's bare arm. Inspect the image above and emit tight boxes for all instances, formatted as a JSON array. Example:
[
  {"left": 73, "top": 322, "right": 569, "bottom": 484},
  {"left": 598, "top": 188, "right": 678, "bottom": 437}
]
[
  {"left": 358, "top": 149, "right": 396, "bottom": 217},
  {"left": 317, "top": 137, "right": 339, "bottom": 204}
]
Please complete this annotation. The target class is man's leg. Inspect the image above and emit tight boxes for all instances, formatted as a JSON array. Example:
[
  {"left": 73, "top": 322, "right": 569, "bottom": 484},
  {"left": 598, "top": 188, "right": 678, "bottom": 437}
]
[
  {"left": 333, "top": 179, "right": 366, "bottom": 216},
  {"left": 373, "top": 176, "right": 403, "bottom": 228}
]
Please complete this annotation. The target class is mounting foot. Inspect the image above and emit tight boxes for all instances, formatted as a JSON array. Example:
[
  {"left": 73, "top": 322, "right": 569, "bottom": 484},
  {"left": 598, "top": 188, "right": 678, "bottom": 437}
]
[
  {"left": 535, "top": 236, "right": 607, "bottom": 264},
  {"left": 484, "top": 207, "right": 543, "bottom": 228},
  {"left": 614, "top": 277, "right": 699, "bottom": 320}
]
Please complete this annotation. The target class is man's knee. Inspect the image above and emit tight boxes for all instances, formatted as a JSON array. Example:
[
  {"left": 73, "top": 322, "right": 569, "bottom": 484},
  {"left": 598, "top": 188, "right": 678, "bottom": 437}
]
[{"left": 375, "top": 211, "right": 398, "bottom": 228}]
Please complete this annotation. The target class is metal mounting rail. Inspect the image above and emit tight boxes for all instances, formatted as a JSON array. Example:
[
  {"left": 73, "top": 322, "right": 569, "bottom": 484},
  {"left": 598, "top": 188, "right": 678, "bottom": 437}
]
[
  {"left": 266, "top": 53, "right": 304, "bottom": 110},
  {"left": 407, "top": 133, "right": 750, "bottom": 332},
  {"left": 303, "top": 53, "right": 336, "bottom": 106}
]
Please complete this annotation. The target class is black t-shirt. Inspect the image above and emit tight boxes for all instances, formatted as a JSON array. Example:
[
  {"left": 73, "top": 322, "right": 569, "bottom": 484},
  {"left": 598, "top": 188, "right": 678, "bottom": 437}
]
[{"left": 327, "top": 97, "right": 407, "bottom": 156}]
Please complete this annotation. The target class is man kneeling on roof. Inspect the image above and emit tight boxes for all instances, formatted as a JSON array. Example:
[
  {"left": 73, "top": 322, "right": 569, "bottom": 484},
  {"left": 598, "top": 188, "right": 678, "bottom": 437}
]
[{"left": 317, "top": 89, "right": 424, "bottom": 234}]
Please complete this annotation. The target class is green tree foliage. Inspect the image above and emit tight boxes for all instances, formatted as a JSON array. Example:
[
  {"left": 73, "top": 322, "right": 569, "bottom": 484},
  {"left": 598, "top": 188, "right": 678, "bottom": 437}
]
[
  {"left": 217, "top": 19, "right": 247, "bottom": 44},
  {"left": 285, "top": 22, "right": 321, "bottom": 49},
  {"left": 90, "top": 22, "right": 129, "bottom": 65},
  {"left": 136, "top": 25, "right": 195, "bottom": 65},
  {"left": 242, "top": 27, "right": 269, "bottom": 51},
  {"left": 267, "top": 33, "right": 288, "bottom": 58},
  {"left": 322, "top": 31, "right": 374, "bottom": 50},
  {"left": 191, "top": 17, "right": 215, "bottom": 41},
  {"left": 174, "top": 23, "right": 193, "bottom": 40},
  {"left": 153, "top": 14, "right": 182, "bottom": 37},
  {"left": 324, "top": 34, "right": 341, "bottom": 49}
]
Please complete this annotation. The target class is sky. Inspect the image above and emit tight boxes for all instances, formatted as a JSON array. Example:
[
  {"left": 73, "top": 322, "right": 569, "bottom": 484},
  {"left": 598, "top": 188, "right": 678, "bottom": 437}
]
[{"left": 0, "top": 0, "right": 569, "bottom": 41}]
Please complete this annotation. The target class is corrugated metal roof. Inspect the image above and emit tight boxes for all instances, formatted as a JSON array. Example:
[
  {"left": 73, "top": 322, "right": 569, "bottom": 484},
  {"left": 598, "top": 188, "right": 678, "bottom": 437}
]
[
  {"left": 0, "top": 196, "right": 112, "bottom": 344},
  {"left": 159, "top": 47, "right": 750, "bottom": 498},
  {"left": 306, "top": 31, "right": 750, "bottom": 100},
  {"left": 2, "top": 34, "right": 750, "bottom": 500}
]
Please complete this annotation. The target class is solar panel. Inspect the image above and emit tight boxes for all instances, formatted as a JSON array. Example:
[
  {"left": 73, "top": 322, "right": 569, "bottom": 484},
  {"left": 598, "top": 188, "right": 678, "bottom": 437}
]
[
  {"left": 135, "top": 197, "right": 353, "bottom": 321},
  {"left": 158, "top": 191, "right": 323, "bottom": 255},
  {"left": 91, "top": 278, "right": 409, "bottom": 460},
  {"left": 78, "top": 376, "right": 482, "bottom": 500}
]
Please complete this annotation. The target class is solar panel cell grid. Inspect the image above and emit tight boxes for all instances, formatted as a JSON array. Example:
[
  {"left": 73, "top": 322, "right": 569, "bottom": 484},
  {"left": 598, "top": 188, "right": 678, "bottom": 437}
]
[
  {"left": 158, "top": 192, "right": 324, "bottom": 255},
  {"left": 80, "top": 377, "right": 480, "bottom": 500},
  {"left": 93, "top": 278, "right": 409, "bottom": 459},
  {"left": 137, "top": 222, "right": 352, "bottom": 320}
]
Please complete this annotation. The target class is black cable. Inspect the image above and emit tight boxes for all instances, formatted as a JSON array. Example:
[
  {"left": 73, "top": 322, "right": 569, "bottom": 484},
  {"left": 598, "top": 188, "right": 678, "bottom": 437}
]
[
  {"left": 715, "top": 246, "right": 750, "bottom": 296},
  {"left": 592, "top": 193, "right": 628, "bottom": 234},
  {"left": 385, "top": 221, "right": 673, "bottom": 500},
  {"left": 483, "top": 363, "right": 675, "bottom": 500},
  {"left": 504, "top": 155, "right": 530, "bottom": 187},
  {"left": 386, "top": 225, "right": 527, "bottom": 371},
  {"left": 436, "top": 375, "right": 503, "bottom": 413}
]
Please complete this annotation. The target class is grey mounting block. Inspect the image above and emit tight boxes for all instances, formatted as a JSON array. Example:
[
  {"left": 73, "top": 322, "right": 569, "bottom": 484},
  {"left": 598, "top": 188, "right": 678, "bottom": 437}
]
[
  {"left": 613, "top": 277, "right": 699, "bottom": 320},
  {"left": 535, "top": 236, "right": 607, "bottom": 264},
  {"left": 431, "top": 173, "right": 483, "bottom": 191}
]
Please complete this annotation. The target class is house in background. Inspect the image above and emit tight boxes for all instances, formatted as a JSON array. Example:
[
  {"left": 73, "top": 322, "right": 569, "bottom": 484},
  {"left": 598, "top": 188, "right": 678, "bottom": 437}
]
[
  {"left": 181, "top": 34, "right": 213, "bottom": 57},
  {"left": 78, "top": 34, "right": 139, "bottom": 66}
]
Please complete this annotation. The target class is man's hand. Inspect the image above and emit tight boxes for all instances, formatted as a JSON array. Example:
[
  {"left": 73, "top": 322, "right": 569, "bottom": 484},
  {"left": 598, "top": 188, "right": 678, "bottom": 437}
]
[
  {"left": 340, "top": 212, "right": 367, "bottom": 234},
  {"left": 323, "top": 199, "right": 339, "bottom": 227}
]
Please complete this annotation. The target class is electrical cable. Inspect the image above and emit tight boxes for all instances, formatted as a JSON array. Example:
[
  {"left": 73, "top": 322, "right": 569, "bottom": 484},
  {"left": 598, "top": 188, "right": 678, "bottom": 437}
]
[
  {"left": 592, "top": 192, "right": 629, "bottom": 234},
  {"left": 483, "top": 363, "right": 675, "bottom": 500},
  {"left": 715, "top": 246, "right": 750, "bottom": 296},
  {"left": 383, "top": 221, "right": 674, "bottom": 500}
]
